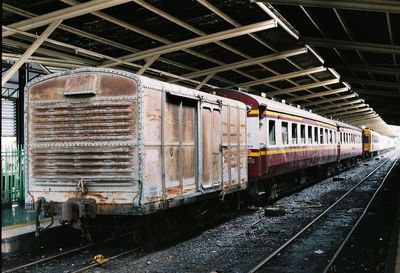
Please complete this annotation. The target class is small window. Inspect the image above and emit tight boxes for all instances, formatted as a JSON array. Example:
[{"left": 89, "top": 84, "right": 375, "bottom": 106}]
[
  {"left": 329, "top": 130, "right": 333, "bottom": 144},
  {"left": 320, "top": 128, "right": 324, "bottom": 144},
  {"left": 282, "top": 122, "right": 289, "bottom": 145},
  {"left": 308, "top": 126, "right": 313, "bottom": 144},
  {"left": 269, "top": 120, "right": 276, "bottom": 145},
  {"left": 300, "top": 124, "right": 306, "bottom": 144},
  {"left": 325, "top": 129, "right": 328, "bottom": 144},
  {"left": 314, "top": 127, "right": 318, "bottom": 144},
  {"left": 340, "top": 132, "right": 343, "bottom": 143},
  {"left": 291, "top": 123, "right": 298, "bottom": 144},
  {"left": 346, "top": 133, "right": 348, "bottom": 144}
]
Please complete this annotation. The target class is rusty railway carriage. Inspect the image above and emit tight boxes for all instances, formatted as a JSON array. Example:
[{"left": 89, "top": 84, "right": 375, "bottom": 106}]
[{"left": 25, "top": 68, "right": 248, "bottom": 227}]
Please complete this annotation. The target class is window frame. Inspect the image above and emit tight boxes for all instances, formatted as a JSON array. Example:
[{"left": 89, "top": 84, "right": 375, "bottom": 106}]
[{"left": 268, "top": 119, "right": 276, "bottom": 146}]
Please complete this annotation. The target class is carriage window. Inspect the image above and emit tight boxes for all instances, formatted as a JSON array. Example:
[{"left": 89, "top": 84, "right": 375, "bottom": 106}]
[
  {"left": 340, "top": 132, "right": 343, "bottom": 143},
  {"left": 320, "top": 128, "right": 324, "bottom": 144},
  {"left": 314, "top": 127, "right": 318, "bottom": 144},
  {"left": 325, "top": 129, "right": 328, "bottom": 144},
  {"left": 282, "top": 122, "right": 289, "bottom": 145},
  {"left": 346, "top": 133, "right": 348, "bottom": 143},
  {"left": 308, "top": 126, "right": 313, "bottom": 144},
  {"left": 291, "top": 123, "right": 298, "bottom": 144},
  {"left": 269, "top": 120, "right": 276, "bottom": 145},
  {"left": 329, "top": 130, "right": 333, "bottom": 144},
  {"left": 300, "top": 124, "right": 306, "bottom": 144}
]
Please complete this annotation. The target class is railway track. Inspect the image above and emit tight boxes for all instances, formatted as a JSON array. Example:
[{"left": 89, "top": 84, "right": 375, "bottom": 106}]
[
  {"left": 2, "top": 232, "right": 136, "bottom": 273},
  {"left": 5, "top": 152, "right": 398, "bottom": 273},
  {"left": 247, "top": 151, "right": 399, "bottom": 273},
  {"left": 3, "top": 200, "right": 235, "bottom": 273}
]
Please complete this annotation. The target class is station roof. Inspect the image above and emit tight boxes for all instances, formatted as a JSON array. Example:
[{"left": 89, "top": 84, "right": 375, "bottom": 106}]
[{"left": 2, "top": 0, "right": 399, "bottom": 135}]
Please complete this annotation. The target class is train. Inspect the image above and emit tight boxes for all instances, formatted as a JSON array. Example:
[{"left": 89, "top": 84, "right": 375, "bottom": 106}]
[{"left": 24, "top": 68, "right": 396, "bottom": 234}]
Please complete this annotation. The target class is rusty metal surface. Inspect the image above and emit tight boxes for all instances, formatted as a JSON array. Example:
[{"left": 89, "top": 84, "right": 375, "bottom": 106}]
[
  {"left": 25, "top": 68, "right": 248, "bottom": 216},
  {"left": 26, "top": 69, "right": 140, "bottom": 214}
]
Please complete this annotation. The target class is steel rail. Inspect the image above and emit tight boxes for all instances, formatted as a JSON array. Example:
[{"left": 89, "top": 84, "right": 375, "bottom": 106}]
[
  {"left": 322, "top": 151, "right": 399, "bottom": 273},
  {"left": 71, "top": 247, "right": 141, "bottom": 273},
  {"left": 3, "top": 232, "right": 132, "bottom": 273},
  {"left": 248, "top": 151, "right": 397, "bottom": 273},
  {"left": 3, "top": 243, "right": 94, "bottom": 273}
]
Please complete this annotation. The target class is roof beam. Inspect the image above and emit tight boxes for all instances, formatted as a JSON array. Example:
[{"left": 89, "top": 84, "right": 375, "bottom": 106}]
[
  {"left": 2, "top": 4, "right": 213, "bottom": 78},
  {"left": 2, "top": 39, "right": 219, "bottom": 88},
  {"left": 346, "top": 115, "right": 380, "bottom": 123},
  {"left": 2, "top": 53, "right": 85, "bottom": 68},
  {"left": 303, "top": 93, "right": 357, "bottom": 107},
  {"left": 346, "top": 111, "right": 379, "bottom": 121},
  {"left": 2, "top": 0, "right": 131, "bottom": 38},
  {"left": 3, "top": 38, "right": 98, "bottom": 65},
  {"left": 300, "top": 37, "right": 400, "bottom": 55},
  {"left": 329, "top": 63, "right": 400, "bottom": 75},
  {"left": 253, "top": 0, "right": 400, "bottom": 13},
  {"left": 58, "top": 0, "right": 252, "bottom": 84},
  {"left": 198, "top": 0, "right": 341, "bottom": 104},
  {"left": 232, "top": 66, "right": 326, "bottom": 88},
  {"left": 312, "top": 98, "right": 362, "bottom": 112},
  {"left": 321, "top": 102, "right": 366, "bottom": 115},
  {"left": 174, "top": 47, "right": 307, "bottom": 81},
  {"left": 100, "top": 20, "right": 277, "bottom": 67},
  {"left": 132, "top": 0, "right": 266, "bottom": 75},
  {"left": 2, "top": 20, "right": 62, "bottom": 86},
  {"left": 331, "top": 107, "right": 372, "bottom": 118},
  {"left": 268, "top": 78, "right": 340, "bottom": 96},
  {"left": 287, "top": 87, "right": 349, "bottom": 102},
  {"left": 342, "top": 77, "right": 400, "bottom": 89}
]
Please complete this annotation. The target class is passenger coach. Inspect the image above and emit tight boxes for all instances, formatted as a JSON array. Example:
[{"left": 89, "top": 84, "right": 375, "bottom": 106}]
[{"left": 213, "top": 89, "right": 340, "bottom": 198}]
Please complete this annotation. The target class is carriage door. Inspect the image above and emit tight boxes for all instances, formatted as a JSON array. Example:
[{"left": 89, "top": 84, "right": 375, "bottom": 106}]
[{"left": 200, "top": 103, "right": 222, "bottom": 189}]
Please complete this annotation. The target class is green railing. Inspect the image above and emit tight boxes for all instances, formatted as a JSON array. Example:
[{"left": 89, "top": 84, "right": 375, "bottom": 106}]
[{"left": 1, "top": 146, "right": 25, "bottom": 204}]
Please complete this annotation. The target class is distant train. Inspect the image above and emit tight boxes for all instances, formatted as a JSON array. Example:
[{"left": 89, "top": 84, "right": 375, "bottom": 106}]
[
  {"left": 24, "top": 68, "right": 395, "bottom": 234},
  {"left": 362, "top": 127, "right": 395, "bottom": 157}
]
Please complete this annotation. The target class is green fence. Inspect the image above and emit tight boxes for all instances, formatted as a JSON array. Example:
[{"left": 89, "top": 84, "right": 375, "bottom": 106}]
[{"left": 1, "top": 146, "right": 25, "bottom": 204}]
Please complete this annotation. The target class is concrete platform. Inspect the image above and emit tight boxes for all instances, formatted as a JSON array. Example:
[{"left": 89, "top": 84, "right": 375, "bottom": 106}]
[
  {"left": 2, "top": 205, "right": 62, "bottom": 254},
  {"left": 2, "top": 204, "right": 36, "bottom": 227}
]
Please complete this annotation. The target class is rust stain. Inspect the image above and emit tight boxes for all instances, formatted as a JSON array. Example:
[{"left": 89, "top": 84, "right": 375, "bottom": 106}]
[
  {"left": 99, "top": 74, "right": 137, "bottom": 96},
  {"left": 64, "top": 74, "right": 97, "bottom": 94},
  {"left": 30, "top": 77, "right": 65, "bottom": 100},
  {"left": 112, "top": 197, "right": 127, "bottom": 203},
  {"left": 166, "top": 186, "right": 181, "bottom": 197},
  {"left": 63, "top": 192, "right": 108, "bottom": 203}
]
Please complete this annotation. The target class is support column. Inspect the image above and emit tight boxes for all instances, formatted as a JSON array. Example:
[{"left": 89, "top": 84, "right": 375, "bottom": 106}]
[{"left": 16, "top": 64, "right": 27, "bottom": 146}]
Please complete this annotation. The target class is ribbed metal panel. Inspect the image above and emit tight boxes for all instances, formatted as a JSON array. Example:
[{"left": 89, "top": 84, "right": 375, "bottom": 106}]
[
  {"left": 1, "top": 99, "right": 16, "bottom": 137},
  {"left": 29, "top": 99, "right": 137, "bottom": 185}
]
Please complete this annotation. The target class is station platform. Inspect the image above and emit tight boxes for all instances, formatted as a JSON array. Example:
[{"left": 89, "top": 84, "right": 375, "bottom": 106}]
[
  {"left": 2, "top": 204, "right": 36, "bottom": 228},
  {"left": 2, "top": 204, "right": 61, "bottom": 253}
]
